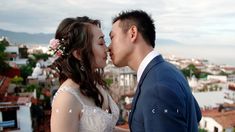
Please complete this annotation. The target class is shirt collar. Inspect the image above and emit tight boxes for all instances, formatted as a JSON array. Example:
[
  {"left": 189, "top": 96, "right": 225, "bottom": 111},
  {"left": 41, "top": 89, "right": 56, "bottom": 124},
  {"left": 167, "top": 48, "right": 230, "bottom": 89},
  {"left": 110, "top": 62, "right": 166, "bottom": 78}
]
[{"left": 137, "top": 50, "right": 160, "bottom": 82}]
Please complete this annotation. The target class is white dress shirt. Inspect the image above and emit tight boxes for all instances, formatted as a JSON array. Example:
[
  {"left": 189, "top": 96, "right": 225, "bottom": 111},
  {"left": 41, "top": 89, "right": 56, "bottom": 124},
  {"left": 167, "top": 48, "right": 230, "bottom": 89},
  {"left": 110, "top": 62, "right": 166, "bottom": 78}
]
[{"left": 137, "top": 50, "right": 160, "bottom": 82}]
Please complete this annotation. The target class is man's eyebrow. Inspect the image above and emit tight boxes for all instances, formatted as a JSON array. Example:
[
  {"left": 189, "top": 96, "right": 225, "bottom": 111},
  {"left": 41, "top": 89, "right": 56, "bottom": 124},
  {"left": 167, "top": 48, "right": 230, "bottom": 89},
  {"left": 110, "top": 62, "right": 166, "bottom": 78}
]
[{"left": 109, "top": 31, "right": 112, "bottom": 37}]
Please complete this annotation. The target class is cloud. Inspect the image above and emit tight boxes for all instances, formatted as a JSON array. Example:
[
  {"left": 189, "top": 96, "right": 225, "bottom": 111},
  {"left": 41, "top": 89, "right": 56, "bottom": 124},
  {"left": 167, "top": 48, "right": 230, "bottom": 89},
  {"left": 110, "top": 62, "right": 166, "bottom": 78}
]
[{"left": 0, "top": 0, "right": 235, "bottom": 45}]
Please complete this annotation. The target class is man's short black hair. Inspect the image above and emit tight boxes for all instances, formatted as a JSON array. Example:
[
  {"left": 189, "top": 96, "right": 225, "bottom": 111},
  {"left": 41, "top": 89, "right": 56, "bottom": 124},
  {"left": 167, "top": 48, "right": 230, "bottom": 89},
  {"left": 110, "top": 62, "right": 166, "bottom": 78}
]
[{"left": 113, "top": 10, "right": 156, "bottom": 48}]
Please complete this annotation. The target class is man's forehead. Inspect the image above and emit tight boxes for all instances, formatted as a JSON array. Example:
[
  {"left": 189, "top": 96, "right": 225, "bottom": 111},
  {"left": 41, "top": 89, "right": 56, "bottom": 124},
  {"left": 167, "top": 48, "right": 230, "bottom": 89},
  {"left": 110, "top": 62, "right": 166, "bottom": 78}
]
[
  {"left": 113, "top": 20, "right": 120, "bottom": 26},
  {"left": 112, "top": 21, "right": 121, "bottom": 31}
]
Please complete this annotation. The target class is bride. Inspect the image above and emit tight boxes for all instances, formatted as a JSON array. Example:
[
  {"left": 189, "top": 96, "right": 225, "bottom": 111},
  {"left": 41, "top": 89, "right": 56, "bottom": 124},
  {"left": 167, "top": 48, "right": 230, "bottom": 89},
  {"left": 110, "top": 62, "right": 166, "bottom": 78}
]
[{"left": 50, "top": 16, "right": 129, "bottom": 132}]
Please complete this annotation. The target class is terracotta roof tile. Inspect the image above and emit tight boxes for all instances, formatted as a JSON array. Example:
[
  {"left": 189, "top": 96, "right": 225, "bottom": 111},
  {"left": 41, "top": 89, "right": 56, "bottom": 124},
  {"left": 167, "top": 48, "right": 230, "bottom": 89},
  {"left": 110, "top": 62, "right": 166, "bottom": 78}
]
[
  {"left": 117, "top": 123, "right": 129, "bottom": 129},
  {"left": 0, "top": 76, "right": 11, "bottom": 100},
  {"left": 202, "top": 106, "right": 235, "bottom": 128}
]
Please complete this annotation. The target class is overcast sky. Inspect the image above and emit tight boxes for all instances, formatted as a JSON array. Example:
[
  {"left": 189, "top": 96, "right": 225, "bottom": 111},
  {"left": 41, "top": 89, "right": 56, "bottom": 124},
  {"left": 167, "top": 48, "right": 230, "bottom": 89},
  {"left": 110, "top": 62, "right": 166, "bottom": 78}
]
[{"left": 1, "top": 0, "right": 235, "bottom": 45}]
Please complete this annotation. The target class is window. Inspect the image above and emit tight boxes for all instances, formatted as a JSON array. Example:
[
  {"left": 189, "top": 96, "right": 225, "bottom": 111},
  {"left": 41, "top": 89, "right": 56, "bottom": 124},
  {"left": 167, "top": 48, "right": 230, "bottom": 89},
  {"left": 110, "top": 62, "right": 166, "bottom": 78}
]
[
  {"left": 214, "top": 126, "right": 218, "bottom": 132},
  {"left": 204, "top": 121, "right": 207, "bottom": 128},
  {"left": 2, "top": 109, "right": 18, "bottom": 130}
]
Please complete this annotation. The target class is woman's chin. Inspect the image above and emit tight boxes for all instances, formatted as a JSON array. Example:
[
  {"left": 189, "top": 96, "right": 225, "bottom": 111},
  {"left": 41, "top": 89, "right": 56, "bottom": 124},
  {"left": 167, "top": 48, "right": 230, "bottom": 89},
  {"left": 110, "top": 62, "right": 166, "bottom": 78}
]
[{"left": 96, "top": 64, "right": 106, "bottom": 69}]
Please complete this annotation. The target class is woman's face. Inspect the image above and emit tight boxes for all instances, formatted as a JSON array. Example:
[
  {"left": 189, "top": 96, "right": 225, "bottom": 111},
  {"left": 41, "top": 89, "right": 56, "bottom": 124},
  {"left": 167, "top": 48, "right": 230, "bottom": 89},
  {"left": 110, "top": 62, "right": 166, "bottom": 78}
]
[{"left": 91, "top": 25, "right": 107, "bottom": 68}]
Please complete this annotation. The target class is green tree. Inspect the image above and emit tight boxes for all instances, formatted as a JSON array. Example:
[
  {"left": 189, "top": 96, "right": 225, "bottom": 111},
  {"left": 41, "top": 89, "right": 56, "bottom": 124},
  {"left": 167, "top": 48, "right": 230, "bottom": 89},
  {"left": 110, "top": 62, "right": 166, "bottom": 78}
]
[
  {"left": 181, "top": 68, "right": 190, "bottom": 78},
  {"left": 105, "top": 78, "right": 113, "bottom": 87},
  {"left": 20, "top": 65, "right": 33, "bottom": 84},
  {"left": 199, "top": 72, "right": 210, "bottom": 79},
  {"left": 0, "top": 37, "right": 10, "bottom": 46},
  {"left": 219, "top": 71, "right": 228, "bottom": 76},
  {"left": 25, "top": 84, "right": 41, "bottom": 98},
  {"left": 181, "top": 64, "right": 203, "bottom": 79},
  {"left": 199, "top": 128, "right": 208, "bottom": 132},
  {"left": 0, "top": 42, "right": 6, "bottom": 52},
  {"left": 11, "top": 76, "right": 23, "bottom": 86},
  {"left": 0, "top": 40, "right": 10, "bottom": 75},
  {"left": 27, "top": 53, "right": 50, "bottom": 68},
  {"left": 27, "top": 55, "right": 37, "bottom": 67},
  {"left": 33, "top": 53, "right": 49, "bottom": 61},
  {"left": 181, "top": 64, "right": 197, "bottom": 78},
  {"left": 25, "top": 84, "right": 38, "bottom": 92}
]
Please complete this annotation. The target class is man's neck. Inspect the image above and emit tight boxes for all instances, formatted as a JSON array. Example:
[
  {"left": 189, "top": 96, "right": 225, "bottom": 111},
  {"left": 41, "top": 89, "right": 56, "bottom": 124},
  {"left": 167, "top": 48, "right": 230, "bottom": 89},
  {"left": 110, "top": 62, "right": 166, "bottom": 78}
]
[{"left": 128, "top": 45, "right": 154, "bottom": 72}]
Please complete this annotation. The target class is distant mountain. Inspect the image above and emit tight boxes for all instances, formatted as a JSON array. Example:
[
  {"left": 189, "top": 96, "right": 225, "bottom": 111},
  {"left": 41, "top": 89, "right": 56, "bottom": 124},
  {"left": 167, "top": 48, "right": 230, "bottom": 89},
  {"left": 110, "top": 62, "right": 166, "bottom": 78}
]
[
  {"left": 0, "top": 28, "right": 54, "bottom": 44},
  {"left": 104, "top": 37, "right": 180, "bottom": 46},
  {"left": 0, "top": 28, "right": 180, "bottom": 46}
]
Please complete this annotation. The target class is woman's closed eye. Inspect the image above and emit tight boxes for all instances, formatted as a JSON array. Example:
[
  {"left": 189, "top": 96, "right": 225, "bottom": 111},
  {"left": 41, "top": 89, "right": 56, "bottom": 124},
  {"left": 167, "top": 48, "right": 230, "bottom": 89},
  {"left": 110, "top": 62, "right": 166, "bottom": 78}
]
[
  {"left": 99, "top": 43, "right": 104, "bottom": 46},
  {"left": 99, "top": 40, "right": 106, "bottom": 45}
]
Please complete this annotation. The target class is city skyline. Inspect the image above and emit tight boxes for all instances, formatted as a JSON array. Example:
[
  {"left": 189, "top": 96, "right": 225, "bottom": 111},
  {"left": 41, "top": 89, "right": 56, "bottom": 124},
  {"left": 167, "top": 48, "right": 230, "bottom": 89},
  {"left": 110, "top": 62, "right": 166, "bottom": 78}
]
[{"left": 0, "top": 0, "right": 235, "bottom": 46}]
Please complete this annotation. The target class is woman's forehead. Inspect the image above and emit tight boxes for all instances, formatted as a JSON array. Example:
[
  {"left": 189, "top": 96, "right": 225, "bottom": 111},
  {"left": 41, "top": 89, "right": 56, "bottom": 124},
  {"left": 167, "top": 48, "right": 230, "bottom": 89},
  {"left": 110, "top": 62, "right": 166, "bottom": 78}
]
[{"left": 91, "top": 26, "right": 104, "bottom": 38}]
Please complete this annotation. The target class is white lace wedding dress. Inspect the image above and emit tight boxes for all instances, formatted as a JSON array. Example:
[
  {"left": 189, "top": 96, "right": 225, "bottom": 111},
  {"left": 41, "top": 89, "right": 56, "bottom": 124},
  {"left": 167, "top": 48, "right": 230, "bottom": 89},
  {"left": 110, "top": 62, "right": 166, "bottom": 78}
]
[{"left": 52, "top": 87, "right": 120, "bottom": 132}]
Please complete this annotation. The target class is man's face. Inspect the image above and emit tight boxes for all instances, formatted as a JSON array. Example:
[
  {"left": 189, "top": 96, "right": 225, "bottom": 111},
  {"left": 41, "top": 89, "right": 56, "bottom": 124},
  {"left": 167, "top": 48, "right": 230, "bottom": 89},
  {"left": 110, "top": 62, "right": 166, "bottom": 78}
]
[{"left": 109, "top": 20, "right": 133, "bottom": 67}]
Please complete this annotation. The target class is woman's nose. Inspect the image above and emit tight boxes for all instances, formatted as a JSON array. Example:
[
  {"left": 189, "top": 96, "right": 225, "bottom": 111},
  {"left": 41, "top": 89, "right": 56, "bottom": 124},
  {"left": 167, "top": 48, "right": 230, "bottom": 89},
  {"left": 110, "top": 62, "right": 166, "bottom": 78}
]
[
  {"left": 105, "top": 45, "right": 109, "bottom": 52},
  {"left": 108, "top": 44, "right": 112, "bottom": 51},
  {"left": 106, "top": 48, "right": 111, "bottom": 53}
]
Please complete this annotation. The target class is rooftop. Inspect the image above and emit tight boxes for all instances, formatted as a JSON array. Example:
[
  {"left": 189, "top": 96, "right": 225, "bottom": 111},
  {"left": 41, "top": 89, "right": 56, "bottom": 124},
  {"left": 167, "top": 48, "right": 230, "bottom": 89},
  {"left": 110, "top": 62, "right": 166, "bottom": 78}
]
[
  {"left": 202, "top": 104, "right": 235, "bottom": 128},
  {"left": 0, "top": 76, "right": 11, "bottom": 100}
]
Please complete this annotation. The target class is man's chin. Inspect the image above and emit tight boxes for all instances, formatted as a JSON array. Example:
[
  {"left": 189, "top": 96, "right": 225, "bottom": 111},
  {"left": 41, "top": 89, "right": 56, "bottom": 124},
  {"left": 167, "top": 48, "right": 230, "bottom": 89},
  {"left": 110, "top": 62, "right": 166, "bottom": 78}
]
[{"left": 112, "top": 62, "right": 125, "bottom": 67}]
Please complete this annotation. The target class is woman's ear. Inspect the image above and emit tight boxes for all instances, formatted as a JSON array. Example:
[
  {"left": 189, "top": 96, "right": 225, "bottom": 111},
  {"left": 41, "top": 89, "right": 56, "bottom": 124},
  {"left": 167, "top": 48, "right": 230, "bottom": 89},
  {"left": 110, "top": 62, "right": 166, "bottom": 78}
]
[{"left": 72, "top": 49, "right": 81, "bottom": 60}]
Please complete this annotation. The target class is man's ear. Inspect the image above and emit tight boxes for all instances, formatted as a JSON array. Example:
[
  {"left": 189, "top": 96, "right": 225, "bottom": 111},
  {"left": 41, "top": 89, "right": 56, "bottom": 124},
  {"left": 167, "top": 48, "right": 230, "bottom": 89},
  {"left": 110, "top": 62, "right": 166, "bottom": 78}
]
[
  {"left": 129, "top": 25, "right": 138, "bottom": 43},
  {"left": 72, "top": 49, "right": 81, "bottom": 60}
]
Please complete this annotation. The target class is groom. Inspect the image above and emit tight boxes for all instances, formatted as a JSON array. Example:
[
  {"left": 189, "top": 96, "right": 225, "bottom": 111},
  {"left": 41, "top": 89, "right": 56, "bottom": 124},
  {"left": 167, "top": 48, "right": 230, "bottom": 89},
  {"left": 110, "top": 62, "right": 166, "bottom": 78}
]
[{"left": 109, "top": 10, "right": 201, "bottom": 132}]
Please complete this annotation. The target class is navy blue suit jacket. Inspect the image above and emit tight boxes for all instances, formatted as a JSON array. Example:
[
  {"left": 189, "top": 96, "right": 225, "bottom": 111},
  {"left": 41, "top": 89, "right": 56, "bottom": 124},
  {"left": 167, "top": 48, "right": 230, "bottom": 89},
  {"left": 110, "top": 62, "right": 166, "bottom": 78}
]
[{"left": 128, "top": 55, "right": 201, "bottom": 132}]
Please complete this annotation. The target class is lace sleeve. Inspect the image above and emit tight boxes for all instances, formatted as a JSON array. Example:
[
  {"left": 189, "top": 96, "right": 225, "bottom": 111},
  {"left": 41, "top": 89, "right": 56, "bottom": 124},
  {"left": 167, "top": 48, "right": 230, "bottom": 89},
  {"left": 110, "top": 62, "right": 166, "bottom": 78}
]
[{"left": 51, "top": 90, "right": 81, "bottom": 132}]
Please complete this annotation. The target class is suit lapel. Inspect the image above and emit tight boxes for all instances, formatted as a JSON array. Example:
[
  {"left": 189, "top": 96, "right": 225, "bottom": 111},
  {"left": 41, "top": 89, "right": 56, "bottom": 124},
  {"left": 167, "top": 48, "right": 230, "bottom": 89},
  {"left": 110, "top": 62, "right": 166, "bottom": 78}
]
[
  {"left": 128, "top": 81, "right": 141, "bottom": 126},
  {"left": 128, "top": 55, "right": 164, "bottom": 128}
]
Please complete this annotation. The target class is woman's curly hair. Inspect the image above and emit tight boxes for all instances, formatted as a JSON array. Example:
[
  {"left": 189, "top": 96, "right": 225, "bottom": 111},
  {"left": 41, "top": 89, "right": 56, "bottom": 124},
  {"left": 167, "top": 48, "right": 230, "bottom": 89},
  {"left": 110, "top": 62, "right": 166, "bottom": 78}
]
[{"left": 51, "top": 16, "right": 107, "bottom": 108}]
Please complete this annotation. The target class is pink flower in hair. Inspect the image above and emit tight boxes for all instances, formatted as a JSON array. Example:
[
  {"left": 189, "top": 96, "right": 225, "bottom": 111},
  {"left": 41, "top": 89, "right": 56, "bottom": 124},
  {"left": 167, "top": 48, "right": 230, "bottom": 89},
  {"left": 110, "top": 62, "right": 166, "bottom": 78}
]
[
  {"left": 48, "top": 38, "right": 66, "bottom": 57},
  {"left": 49, "top": 39, "right": 60, "bottom": 50},
  {"left": 56, "top": 50, "right": 63, "bottom": 57}
]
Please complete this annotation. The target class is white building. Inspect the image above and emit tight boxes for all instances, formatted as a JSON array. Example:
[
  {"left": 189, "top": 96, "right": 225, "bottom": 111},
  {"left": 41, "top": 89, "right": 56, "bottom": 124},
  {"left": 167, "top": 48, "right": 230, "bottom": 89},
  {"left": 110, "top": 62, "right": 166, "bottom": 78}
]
[
  {"left": 5, "top": 46, "right": 27, "bottom": 67},
  {"left": 0, "top": 97, "right": 33, "bottom": 132},
  {"left": 224, "top": 84, "right": 235, "bottom": 104},
  {"left": 200, "top": 107, "right": 235, "bottom": 132},
  {"left": 228, "top": 75, "right": 235, "bottom": 83},
  {"left": 207, "top": 75, "right": 227, "bottom": 83},
  {"left": 104, "top": 62, "right": 137, "bottom": 93},
  {"left": 28, "top": 62, "right": 47, "bottom": 84}
]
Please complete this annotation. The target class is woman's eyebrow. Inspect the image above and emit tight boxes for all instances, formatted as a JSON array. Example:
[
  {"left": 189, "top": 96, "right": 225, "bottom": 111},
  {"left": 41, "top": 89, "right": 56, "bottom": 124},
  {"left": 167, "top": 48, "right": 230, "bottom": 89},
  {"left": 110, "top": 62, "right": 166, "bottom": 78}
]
[{"left": 99, "top": 35, "right": 104, "bottom": 39}]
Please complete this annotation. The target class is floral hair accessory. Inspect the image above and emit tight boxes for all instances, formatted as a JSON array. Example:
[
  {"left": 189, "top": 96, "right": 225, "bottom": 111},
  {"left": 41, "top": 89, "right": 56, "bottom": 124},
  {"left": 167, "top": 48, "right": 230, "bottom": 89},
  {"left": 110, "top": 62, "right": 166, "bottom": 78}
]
[
  {"left": 50, "top": 39, "right": 60, "bottom": 50},
  {"left": 48, "top": 38, "right": 66, "bottom": 57}
]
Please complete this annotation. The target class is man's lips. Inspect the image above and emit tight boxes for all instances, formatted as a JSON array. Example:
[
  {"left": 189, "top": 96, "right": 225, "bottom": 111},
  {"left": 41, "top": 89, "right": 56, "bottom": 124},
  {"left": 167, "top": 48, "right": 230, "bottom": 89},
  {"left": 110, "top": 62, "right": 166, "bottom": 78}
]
[{"left": 109, "top": 53, "right": 113, "bottom": 59}]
